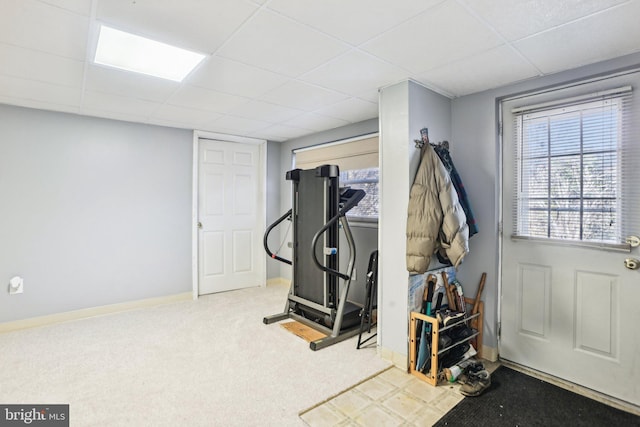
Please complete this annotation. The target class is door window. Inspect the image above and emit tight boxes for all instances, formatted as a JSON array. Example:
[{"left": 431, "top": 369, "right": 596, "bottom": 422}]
[{"left": 512, "top": 89, "right": 635, "bottom": 247}]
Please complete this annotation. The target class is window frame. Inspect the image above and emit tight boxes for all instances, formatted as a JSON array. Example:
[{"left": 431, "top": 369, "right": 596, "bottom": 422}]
[
  {"left": 293, "top": 133, "right": 380, "bottom": 223},
  {"left": 513, "top": 93, "right": 629, "bottom": 249},
  {"left": 339, "top": 167, "right": 379, "bottom": 223}
]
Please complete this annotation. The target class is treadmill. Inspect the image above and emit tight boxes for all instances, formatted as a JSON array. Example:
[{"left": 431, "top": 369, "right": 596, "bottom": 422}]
[{"left": 263, "top": 165, "right": 365, "bottom": 350}]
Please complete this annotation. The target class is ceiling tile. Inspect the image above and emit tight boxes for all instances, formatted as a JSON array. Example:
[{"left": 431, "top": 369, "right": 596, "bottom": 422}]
[
  {"left": 208, "top": 115, "right": 272, "bottom": 134},
  {"left": 267, "top": 0, "right": 443, "bottom": 45},
  {"left": 187, "top": 56, "right": 290, "bottom": 98},
  {"left": 420, "top": 45, "right": 540, "bottom": 96},
  {"left": 362, "top": 0, "right": 503, "bottom": 73},
  {"left": 216, "top": 9, "right": 349, "bottom": 77},
  {"left": 151, "top": 104, "right": 223, "bottom": 127},
  {"left": 82, "top": 91, "right": 161, "bottom": 117},
  {"left": 1, "top": 0, "right": 638, "bottom": 142},
  {"left": 0, "top": 0, "right": 88, "bottom": 60},
  {"left": 0, "top": 74, "right": 81, "bottom": 106},
  {"left": 227, "top": 100, "right": 304, "bottom": 123},
  {"left": 514, "top": 2, "right": 640, "bottom": 74},
  {"left": 0, "top": 43, "right": 84, "bottom": 88},
  {"left": 300, "top": 50, "right": 409, "bottom": 97},
  {"left": 145, "top": 117, "right": 198, "bottom": 131},
  {"left": 357, "top": 89, "right": 381, "bottom": 104},
  {"left": 167, "top": 85, "right": 249, "bottom": 113},
  {"left": 0, "top": 96, "right": 80, "bottom": 115},
  {"left": 259, "top": 81, "right": 349, "bottom": 111},
  {"left": 81, "top": 107, "right": 149, "bottom": 124},
  {"left": 250, "top": 133, "right": 286, "bottom": 142},
  {"left": 314, "top": 98, "right": 379, "bottom": 123},
  {"left": 282, "top": 113, "right": 350, "bottom": 132},
  {"left": 253, "top": 124, "right": 313, "bottom": 140},
  {"left": 96, "top": 0, "right": 259, "bottom": 53},
  {"left": 466, "top": 0, "right": 628, "bottom": 41},
  {"left": 85, "top": 65, "right": 180, "bottom": 103},
  {"left": 38, "top": 0, "right": 92, "bottom": 16}
]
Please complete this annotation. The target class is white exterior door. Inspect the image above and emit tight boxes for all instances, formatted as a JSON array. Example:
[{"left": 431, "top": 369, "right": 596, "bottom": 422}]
[
  {"left": 500, "top": 74, "right": 640, "bottom": 407},
  {"left": 198, "top": 139, "right": 263, "bottom": 295}
]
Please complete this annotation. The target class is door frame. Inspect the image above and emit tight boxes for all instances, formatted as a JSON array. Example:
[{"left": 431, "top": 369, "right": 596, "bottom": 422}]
[
  {"left": 496, "top": 70, "right": 637, "bottom": 353},
  {"left": 191, "top": 130, "right": 267, "bottom": 299},
  {"left": 497, "top": 99, "right": 505, "bottom": 358},
  {"left": 496, "top": 74, "right": 640, "bottom": 413}
]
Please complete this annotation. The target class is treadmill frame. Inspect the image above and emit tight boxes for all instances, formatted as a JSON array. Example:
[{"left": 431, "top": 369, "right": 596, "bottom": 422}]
[{"left": 263, "top": 165, "right": 362, "bottom": 350}]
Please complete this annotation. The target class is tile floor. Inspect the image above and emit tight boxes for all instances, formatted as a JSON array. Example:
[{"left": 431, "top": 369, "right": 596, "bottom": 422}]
[{"left": 300, "top": 361, "right": 499, "bottom": 427}]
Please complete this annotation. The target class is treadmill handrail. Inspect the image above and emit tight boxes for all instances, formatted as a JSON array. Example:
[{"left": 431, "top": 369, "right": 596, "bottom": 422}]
[
  {"left": 263, "top": 209, "right": 292, "bottom": 265},
  {"left": 310, "top": 189, "right": 365, "bottom": 281},
  {"left": 339, "top": 188, "right": 366, "bottom": 214}
]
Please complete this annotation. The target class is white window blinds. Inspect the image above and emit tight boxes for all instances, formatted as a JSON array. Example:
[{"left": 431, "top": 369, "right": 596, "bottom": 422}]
[{"left": 511, "top": 84, "right": 639, "bottom": 249}]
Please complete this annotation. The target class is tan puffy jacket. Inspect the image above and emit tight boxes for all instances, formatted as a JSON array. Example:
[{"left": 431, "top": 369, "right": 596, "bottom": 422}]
[{"left": 406, "top": 144, "right": 469, "bottom": 273}]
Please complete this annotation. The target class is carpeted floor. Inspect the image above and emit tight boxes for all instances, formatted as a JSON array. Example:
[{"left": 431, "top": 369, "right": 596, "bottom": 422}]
[
  {"left": 0, "top": 284, "right": 390, "bottom": 426},
  {"left": 434, "top": 366, "right": 640, "bottom": 426}
]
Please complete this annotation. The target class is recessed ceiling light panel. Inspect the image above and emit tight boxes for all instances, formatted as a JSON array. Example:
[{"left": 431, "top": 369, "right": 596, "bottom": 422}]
[{"left": 94, "top": 25, "right": 205, "bottom": 82}]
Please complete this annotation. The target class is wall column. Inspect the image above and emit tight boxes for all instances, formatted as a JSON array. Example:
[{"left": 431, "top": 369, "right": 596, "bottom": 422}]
[{"left": 378, "top": 80, "right": 451, "bottom": 367}]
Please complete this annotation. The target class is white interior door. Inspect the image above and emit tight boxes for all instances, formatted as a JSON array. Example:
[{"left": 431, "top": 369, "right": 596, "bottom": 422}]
[
  {"left": 500, "top": 73, "right": 640, "bottom": 407},
  {"left": 198, "top": 139, "right": 262, "bottom": 295}
]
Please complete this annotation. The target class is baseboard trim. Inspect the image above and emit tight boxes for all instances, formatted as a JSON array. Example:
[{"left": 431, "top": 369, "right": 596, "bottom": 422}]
[
  {"left": 378, "top": 346, "right": 408, "bottom": 371},
  {"left": 0, "top": 292, "right": 192, "bottom": 334},
  {"left": 266, "top": 277, "right": 291, "bottom": 286},
  {"left": 481, "top": 345, "right": 498, "bottom": 362}
]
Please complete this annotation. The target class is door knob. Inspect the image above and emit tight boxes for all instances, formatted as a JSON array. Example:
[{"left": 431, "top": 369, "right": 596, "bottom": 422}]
[
  {"left": 197, "top": 222, "right": 203, "bottom": 229},
  {"left": 624, "top": 258, "right": 639, "bottom": 270}
]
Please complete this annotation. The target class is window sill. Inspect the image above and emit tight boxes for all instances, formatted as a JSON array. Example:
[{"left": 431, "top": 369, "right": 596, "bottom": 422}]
[
  {"left": 346, "top": 217, "right": 378, "bottom": 228},
  {"left": 510, "top": 235, "right": 631, "bottom": 253}
]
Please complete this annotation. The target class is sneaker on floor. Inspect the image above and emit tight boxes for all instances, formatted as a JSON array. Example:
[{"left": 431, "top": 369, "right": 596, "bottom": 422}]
[
  {"left": 456, "top": 362, "right": 484, "bottom": 385},
  {"left": 465, "top": 361, "right": 485, "bottom": 375},
  {"left": 460, "top": 370, "right": 491, "bottom": 397},
  {"left": 457, "top": 372, "right": 469, "bottom": 385}
]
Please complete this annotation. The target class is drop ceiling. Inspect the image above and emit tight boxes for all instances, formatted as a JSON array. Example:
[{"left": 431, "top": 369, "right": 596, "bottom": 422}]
[{"left": 1, "top": 0, "right": 639, "bottom": 141}]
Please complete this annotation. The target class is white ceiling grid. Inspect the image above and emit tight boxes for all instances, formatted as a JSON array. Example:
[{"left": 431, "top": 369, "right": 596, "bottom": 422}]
[{"left": 0, "top": 0, "right": 638, "bottom": 141}]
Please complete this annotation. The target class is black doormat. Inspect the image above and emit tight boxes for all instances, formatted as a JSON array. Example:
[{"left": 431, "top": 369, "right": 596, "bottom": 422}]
[{"left": 434, "top": 366, "right": 640, "bottom": 426}]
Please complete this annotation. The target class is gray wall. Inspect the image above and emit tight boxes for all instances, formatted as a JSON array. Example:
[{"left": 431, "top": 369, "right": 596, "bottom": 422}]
[
  {"left": 451, "top": 51, "right": 640, "bottom": 350},
  {"left": 265, "top": 140, "right": 282, "bottom": 280},
  {"left": 0, "top": 105, "right": 193, "bottom": 323},
  {"left": 340, "top": 225, "right": 377, "bottom": 306}
]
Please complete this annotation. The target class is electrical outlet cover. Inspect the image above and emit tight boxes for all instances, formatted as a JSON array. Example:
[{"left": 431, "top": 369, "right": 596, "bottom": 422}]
[{"left": 9, "top": 276, "right": 23, "bottom": 294}]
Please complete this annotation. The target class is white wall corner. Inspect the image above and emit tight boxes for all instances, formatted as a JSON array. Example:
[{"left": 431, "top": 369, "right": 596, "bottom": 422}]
[{"left": 378, "top": 80, "right": 412, "bottom": 357}]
